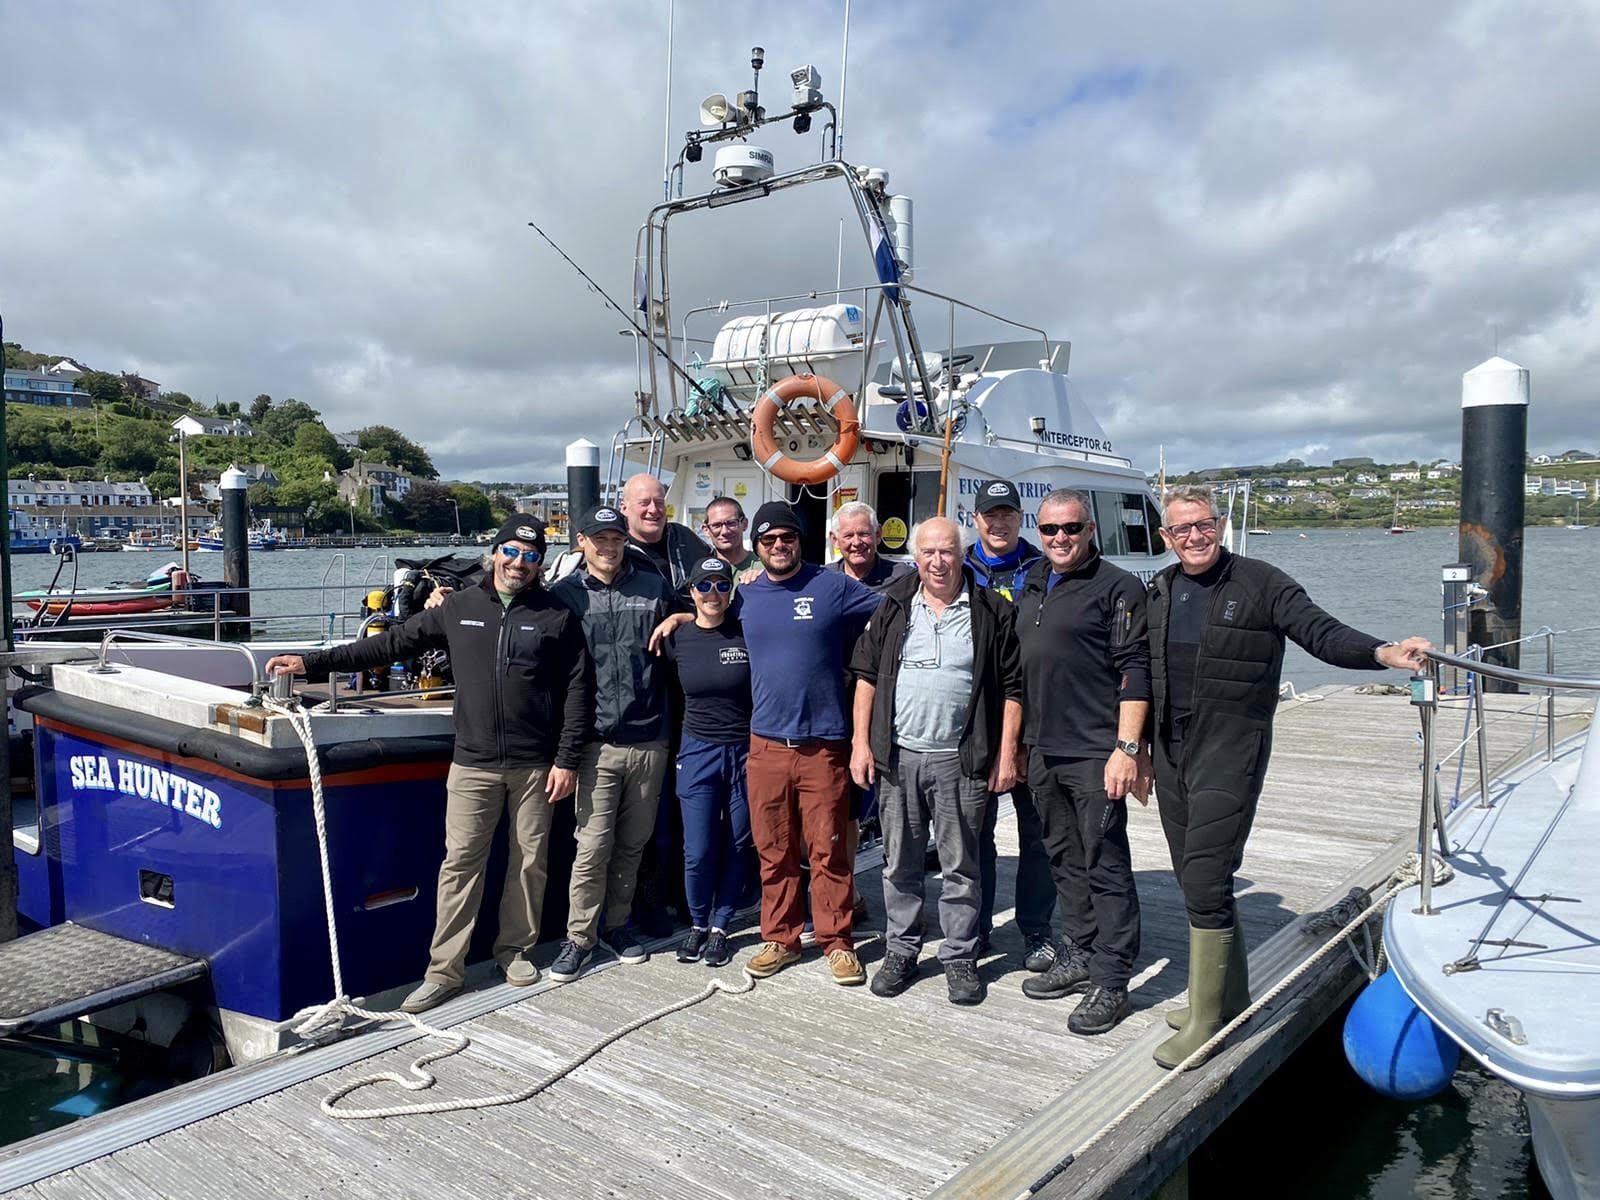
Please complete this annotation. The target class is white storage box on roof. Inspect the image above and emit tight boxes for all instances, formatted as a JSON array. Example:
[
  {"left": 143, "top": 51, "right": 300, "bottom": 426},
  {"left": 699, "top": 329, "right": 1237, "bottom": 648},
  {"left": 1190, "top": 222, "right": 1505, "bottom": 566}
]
[{"left": 707, "top": 303, "right": 880, "bottom": 392}]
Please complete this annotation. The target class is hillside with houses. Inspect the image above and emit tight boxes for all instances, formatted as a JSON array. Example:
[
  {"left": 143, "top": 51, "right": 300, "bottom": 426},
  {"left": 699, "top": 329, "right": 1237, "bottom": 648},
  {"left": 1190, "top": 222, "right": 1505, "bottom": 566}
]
[
  {"left": 4, "top": 342, "right": 505, "bottom": 541},
  {"left": 1168, "top": 452, "right": 1600, "bottom": 527}
]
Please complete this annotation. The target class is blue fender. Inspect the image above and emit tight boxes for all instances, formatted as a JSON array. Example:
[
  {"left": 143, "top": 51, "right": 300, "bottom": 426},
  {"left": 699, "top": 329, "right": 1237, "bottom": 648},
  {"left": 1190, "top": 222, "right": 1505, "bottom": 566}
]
[{"left": 1343, "top": 970, "right": 1460, "bottom": 1100}]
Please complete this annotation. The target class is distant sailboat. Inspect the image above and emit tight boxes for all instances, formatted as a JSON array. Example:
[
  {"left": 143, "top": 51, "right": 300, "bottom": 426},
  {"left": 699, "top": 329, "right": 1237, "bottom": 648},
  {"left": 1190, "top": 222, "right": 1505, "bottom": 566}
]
[
  {"left": 1387, "top": 497, "right": 1416, "bottom": 535},
  {"left": 1245, "top": 491, "right": 1270, "bottom": 536},
  {"left": 1568, "top": 497, "right": 1590, "bottom": 530}
]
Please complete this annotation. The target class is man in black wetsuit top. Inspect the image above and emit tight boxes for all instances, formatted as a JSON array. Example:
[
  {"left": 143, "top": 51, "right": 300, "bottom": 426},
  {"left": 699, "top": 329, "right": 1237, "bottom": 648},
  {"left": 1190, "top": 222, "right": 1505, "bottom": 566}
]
[{"left": 1146, "top": 484, "right": 1430, "bottom": 1069}]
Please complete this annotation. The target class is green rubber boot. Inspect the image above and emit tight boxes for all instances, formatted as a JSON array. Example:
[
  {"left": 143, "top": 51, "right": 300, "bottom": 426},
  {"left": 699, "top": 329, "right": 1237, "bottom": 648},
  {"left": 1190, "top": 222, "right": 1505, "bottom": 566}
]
[
  {"left": 1154, "top": 924, "right": 1249, "bottom": 1070},
  {"left": 1164, "top": 920, "right": 1249, "bottom": 1029}
]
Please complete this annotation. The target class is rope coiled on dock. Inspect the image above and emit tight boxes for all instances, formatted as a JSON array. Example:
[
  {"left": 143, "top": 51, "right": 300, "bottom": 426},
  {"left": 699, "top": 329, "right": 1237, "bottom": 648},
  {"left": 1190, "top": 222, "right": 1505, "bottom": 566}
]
[{"left": 268, "top": 697, "right": 754, "bottom": 1121}]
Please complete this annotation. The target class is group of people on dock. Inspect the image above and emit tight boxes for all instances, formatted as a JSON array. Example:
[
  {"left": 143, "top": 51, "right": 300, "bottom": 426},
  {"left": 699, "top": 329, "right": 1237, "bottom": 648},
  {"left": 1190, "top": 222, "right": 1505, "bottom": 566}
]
[{"left": 267, "top": 472, "right": 1428, "bottom": 1068}]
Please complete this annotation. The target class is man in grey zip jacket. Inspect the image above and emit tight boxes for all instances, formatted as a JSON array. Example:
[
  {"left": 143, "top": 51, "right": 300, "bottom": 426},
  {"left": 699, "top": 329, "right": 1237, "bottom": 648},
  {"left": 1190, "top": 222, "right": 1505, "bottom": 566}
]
[
  {"left": 1145, "top": 485, "right": 1429, "bottom": 1069},
  {"left": 547, "top": 504, "right": 683, "bottom": 981}
]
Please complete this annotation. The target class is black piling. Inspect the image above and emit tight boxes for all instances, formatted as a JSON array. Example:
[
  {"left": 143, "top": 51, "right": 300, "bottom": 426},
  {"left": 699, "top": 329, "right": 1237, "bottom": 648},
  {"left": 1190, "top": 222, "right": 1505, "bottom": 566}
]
[
  {"left": 566, "top": 438, "right": 600, "bottom": 525},
  {"left": 221, "top": 465, "right": 251, "bottom": 621},
  {"left": 1458, "top": 357, "right": 1528, "bottom": 690}
]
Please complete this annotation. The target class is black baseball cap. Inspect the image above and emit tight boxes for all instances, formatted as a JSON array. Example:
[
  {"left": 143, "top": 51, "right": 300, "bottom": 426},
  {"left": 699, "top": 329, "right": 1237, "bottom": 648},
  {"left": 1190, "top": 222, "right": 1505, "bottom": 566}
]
[
  {"left": 750, "top": 501, "right": 803, "bottom": 538},
  {"left": 494, "top": 513, "right": 547, "bottom": 554},
  {"left": 974, "top": 479, "right": 1022, "bottom": 513},
  {"left": 687, "top": 556, "right": 735, "bottom": 588},
  {"left": 577, "top": 504, "right": 628, "bottom": 538}
]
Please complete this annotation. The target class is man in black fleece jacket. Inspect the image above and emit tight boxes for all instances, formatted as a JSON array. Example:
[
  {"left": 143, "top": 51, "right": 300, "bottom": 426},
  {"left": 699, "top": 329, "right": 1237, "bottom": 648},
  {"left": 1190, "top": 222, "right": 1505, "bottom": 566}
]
[
  {"left": 1014, "top": 490, "right": 1152, "bottom": 1036},
  {"left": 266, "top": 515, "right": 591, "bottom": 1014},
  {"left": 1147, "top": 486, "right": 1429, "bottom": 1069}
]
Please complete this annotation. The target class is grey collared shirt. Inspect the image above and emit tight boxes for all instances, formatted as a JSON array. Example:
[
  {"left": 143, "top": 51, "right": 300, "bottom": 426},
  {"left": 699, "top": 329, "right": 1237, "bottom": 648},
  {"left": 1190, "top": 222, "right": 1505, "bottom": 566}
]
[{"left": 892, "top": 587, "right": 975, "bottom": 752}]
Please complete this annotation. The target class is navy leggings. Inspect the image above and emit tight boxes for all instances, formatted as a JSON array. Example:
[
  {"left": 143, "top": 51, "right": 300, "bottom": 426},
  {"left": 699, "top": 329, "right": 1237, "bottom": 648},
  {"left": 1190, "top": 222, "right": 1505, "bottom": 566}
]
[{"left": 676, "top": 734, "right": 757, "bottom": 930}]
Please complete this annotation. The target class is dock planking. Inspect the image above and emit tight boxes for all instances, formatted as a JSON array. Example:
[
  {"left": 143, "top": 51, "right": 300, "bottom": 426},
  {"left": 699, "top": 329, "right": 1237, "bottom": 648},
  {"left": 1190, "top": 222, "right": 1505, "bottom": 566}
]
[{"left": 4, "top": 688, "right": 1589, "bottom": 1200}]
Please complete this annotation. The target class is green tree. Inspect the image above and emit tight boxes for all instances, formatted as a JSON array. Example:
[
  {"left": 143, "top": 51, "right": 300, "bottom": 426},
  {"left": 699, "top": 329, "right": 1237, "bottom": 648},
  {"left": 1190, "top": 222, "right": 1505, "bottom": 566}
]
[
  {"left": 448, "top": 484, "right": 493, "bottom": 533},
  {"left": 145, "top": 470, "right": 179, "bottom": 501},
  {"left": 399, "top": 480, "right": 459, "bottom": 531},
  {"left": 293, "top": 422, "right": 341, "bottom": 463},
  {"left": 354, "top": 424, "right": 437, "bottom": 478},
  {"left": 256, "top": 397, "right": 322, "bottom": 444},
  {"left": 78, "top": 370, "right": 126, "bottom": 405},
  {"left": 249, "top": 394, "right": 273, "bottom": 423},
  {"left": 99, "top": 423, "right": 165, "bottom": 473}
]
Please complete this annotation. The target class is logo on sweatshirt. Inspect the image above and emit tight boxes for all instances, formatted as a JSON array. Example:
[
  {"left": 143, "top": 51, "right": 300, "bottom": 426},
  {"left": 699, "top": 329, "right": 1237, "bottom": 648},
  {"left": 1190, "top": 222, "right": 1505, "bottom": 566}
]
[
  {"left": 718, "top": 647, "right": 749, "bottom": 665},
  {"left": 1222, "top": 600, "right": 1238, "bottom": 623},
  {"left": 792, "top": 596, "right": 814, "bottom": 620}
]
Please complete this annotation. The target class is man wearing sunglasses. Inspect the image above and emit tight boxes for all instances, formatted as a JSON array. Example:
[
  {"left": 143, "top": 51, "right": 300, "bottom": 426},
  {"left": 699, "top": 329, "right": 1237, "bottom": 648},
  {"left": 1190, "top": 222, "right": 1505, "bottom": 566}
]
[
  {"left": 736, "top": 500, "right": 883, "bottom": 986},
  {"left": 1014, "top": 489, "right": 1151, "bottom": 1037},
  {"left": 1146, "top": 486, "right": 1430, "bottom": 1070},
  {"left": 963, "top": 478, "right": 1055, "bottom": 974},
  {"left": 265, "top": 515, "right": 590, "bottom": 1013},
  {"left": 548, "top": 505, "right": 685, "bottom": 982}
]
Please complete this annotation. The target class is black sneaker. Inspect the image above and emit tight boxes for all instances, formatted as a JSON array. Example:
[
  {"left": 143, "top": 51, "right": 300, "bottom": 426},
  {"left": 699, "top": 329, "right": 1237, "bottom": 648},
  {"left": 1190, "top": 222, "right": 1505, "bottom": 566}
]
[
  {"left": 1068, "top": 985, "right": 1129, "bottom": 1035},
  {"left": 944, "top": 958, "right": 985, "bottom": 1006},
  {"left": 547, "top": 939, "right": 592, "bottom": 983},
  {"left": 676, "top": 926, "right": 708, "bottom": 963},
  {"left": 1022, "top": 935, "right": 1057, "bottom": 973},
  {"left": 602, "top": 923, "right": 650, "bottom": 965},
  {"left": 869, "top": 950, "right": 920, "bottom": 998},
  {"left": 1021, "top": 943, "right": 1091, "bottom": 1000},
  {"left": 702, "top": 928, "right": 732, "bottom": 968}
]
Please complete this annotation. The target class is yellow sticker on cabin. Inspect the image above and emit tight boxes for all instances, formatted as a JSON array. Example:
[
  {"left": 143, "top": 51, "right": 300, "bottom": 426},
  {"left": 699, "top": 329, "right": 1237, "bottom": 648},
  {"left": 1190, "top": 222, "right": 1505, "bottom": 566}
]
[
  {"left": 833, "top": 487, "right": 858, "bottom": 511},
  {"left": 881, "top": 517, "right": 908, "bottom": 550},
  {"left": 734, "top": 481, "right": 749, "bottom": 500}
]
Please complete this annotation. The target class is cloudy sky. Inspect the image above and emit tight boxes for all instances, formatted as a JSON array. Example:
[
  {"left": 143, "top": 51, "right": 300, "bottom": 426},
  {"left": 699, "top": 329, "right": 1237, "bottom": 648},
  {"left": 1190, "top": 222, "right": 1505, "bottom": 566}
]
[{"left": 4, "top": 1, "right": 1597, "bottom": 480}]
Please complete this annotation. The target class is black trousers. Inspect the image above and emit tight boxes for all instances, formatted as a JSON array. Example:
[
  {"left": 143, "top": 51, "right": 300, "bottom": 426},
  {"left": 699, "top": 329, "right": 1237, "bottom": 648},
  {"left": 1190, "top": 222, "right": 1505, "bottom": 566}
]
[
  {"left": 1030, "top": 751, "right": 1140, "bottom": 990},
  {"left": 1153, "top": 729, "right": 1265, "bottom": 930},
  {"left": 978, "top": 777, "right": 1057, "bottom": 941}
]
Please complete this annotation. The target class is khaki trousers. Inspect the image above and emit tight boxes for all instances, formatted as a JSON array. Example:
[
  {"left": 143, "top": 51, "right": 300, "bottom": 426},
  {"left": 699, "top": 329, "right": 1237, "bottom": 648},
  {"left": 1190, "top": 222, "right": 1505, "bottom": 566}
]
[
  {"left": 425, "top": 762, "right": 554, "bottom": 988},
  {"left": 566, "top": 741, "right": 670, "bottom": 947}
]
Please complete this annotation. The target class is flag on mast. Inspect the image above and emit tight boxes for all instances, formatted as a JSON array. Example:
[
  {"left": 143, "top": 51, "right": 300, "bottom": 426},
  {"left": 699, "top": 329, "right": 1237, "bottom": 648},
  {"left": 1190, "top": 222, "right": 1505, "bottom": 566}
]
[{"left": 868, "top": 205, "right": 901, "bottom": 303}]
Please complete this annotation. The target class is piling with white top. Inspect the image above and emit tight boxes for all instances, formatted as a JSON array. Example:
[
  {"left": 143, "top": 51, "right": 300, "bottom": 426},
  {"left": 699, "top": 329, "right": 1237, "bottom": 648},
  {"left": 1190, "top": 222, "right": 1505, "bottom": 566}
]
[
  {"left": 566, "top": 439, "right": 600, "bottom": 526},
  {"left": 1458, "top": 356, "right": 1528, "bottom": 688},
  {"left": 221, "top": 465, "right": 251, "bottom": 620}
]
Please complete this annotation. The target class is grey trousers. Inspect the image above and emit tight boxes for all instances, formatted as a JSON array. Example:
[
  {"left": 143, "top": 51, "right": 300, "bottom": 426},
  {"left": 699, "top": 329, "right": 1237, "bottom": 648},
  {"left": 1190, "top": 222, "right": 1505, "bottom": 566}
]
[
  {"left": 426, "top": 762, "right": 555, "bottom": 988},
  {"left": 567, "top": 741, "right": 670, "bottom": 947},
  {"left": 879, "top": 747, "right": 989, "bottom": 962}
]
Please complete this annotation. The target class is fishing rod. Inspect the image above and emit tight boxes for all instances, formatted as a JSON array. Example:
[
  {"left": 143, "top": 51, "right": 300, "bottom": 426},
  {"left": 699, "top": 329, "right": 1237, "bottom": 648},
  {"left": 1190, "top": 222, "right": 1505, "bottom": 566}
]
[{"left": 525, "top": 219, "right": 714, "bottom": 405}]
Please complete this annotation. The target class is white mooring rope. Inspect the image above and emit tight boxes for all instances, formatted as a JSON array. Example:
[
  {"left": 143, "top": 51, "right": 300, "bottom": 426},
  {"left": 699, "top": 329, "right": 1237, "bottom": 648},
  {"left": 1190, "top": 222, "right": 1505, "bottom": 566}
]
[
  {"left": 1018, "top": 851, "right": 1450, "bottom": 1197},
  {"left": 267, "top": 697, "right": 754, "bottom": 1120}
]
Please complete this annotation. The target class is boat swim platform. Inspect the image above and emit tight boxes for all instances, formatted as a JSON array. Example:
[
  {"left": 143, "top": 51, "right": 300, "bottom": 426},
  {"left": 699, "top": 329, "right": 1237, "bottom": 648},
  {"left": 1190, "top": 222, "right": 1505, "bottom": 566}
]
[
  {"left": 0, "top": 925, "right": 207, "bottom": 1038},
  {"left": 3, "top": 688, "right": 1590, "bottom": 1200}
]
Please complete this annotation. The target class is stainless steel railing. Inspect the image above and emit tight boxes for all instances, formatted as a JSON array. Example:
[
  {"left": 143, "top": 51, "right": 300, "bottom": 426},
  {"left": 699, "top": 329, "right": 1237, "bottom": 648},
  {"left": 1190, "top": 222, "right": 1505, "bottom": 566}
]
[{"left": 1409, "top": 638, "right": 1600, "bottom": 914}]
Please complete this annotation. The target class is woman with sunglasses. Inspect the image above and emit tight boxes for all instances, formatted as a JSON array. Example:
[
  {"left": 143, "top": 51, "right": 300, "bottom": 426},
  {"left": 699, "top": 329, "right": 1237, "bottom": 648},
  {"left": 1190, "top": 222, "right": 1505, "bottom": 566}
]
[{"left": 660, "top": 556, "right": 756, "bottom": 967}]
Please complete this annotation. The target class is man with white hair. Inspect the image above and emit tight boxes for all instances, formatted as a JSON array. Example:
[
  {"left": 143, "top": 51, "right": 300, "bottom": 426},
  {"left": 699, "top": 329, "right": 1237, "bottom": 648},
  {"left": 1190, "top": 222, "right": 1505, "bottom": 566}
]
[
  {"left": 827, "top": 500, "right": 911, "bottom": 593},
  {"left": 850, "top": 518, "right": 1022, "bottom": 1005}
]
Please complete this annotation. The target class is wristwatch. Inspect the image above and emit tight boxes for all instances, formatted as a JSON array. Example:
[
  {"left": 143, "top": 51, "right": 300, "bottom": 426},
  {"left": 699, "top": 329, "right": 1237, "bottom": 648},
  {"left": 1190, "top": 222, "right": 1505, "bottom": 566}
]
[
  {"left": 1115, "top": 739, "right": 1142, "bottom": 757},
  {"left": 1373, "top": 641, "right": 1397, "bottom": 665}
]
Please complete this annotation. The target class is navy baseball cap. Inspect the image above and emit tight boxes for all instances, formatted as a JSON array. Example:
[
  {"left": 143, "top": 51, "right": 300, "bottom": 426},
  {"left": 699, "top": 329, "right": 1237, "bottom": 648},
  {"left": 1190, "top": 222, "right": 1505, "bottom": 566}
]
[
  {"left": 578, "top": 504, "right": 628, "bottom": 538},
  {"left": 975, "top": 479, "right": 1022, "bottom": 513},
  {"left": 687, "top": 556, "right": 735, "bottom": 588}
]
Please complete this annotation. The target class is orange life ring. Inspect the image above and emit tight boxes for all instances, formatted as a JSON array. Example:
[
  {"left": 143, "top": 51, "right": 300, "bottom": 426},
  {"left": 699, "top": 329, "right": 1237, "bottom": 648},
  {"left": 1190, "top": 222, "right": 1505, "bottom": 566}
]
[{"left": 750, "top": 373, "right": 861, "bottom": 485}]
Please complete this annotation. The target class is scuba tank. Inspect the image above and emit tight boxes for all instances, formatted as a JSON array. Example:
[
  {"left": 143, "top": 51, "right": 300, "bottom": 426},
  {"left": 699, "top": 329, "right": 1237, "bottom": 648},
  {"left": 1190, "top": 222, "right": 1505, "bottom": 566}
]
[{"left": 354, "top": 590, "right": 392, "bottom": 691}]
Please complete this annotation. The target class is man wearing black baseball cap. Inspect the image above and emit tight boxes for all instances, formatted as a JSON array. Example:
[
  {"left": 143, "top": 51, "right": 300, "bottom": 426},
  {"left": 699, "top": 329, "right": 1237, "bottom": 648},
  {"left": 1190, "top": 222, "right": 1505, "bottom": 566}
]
[
  {"left": 266, "top": 514, "right": 590, "bottom": 1011},
  {"left": 963, "top": 477, "right": 1056, "bottom": 974},
  {"left": 734, "top": 500, "right": 884, "bottom": 985},
  {"left": 548, "top": 503, "right": 684, "bottom": 982}
]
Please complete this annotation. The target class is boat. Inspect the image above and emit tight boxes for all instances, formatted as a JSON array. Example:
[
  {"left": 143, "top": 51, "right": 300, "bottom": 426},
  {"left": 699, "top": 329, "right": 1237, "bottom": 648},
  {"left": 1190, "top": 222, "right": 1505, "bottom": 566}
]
[
  {"left": 603, "top": 66, "right": 1175, "bottom": 584},
  {"left": 197, "top": 519, "right": 280, "bottom": 552},
  {"left": 19, "top": 562, "right": 195, "bottom": 619},
  {"left": 1567, "top": 498, "right": 1589, "bottom": 530},
  {"left": 8, "top": 527, "right": 81, "bottom": 555},
  {"left": 1366, "top": 650, "right": 1600, "bottom": 1200},
  {"left": 1245, "top": 491, "right": 1270, "bottom": 536},
  {"left": 121, "top": 528, "right": 170, "bottom": 552},
  {"left": 1387, "top": 497, "right": 1417, "bottom": 534}
]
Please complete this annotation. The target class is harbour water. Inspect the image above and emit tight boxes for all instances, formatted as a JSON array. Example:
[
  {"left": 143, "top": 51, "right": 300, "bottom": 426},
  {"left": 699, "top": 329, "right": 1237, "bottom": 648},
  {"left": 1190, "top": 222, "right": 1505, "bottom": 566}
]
[{"left": 3, "top": 527, "right": 1596, "bottom": 1192}]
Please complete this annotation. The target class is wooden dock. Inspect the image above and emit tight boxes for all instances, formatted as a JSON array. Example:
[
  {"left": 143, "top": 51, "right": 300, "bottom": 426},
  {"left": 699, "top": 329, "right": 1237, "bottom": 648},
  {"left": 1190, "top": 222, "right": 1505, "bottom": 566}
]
[{"left": 3, "top": 688, "right": 1589, "bottom": 1200}]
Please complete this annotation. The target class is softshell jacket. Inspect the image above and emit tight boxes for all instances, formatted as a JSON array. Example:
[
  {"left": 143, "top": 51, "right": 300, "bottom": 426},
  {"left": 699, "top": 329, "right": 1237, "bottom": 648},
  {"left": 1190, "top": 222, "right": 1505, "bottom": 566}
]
[
  {"left": 550, "top": 559, "right": 679, "bottom": 745},
  {"left": 1147, "top": 548, "right": 1384, "bottom": 790},
  {"left": 302, "top": 574, "right": 590, "bottom": 770},
  {"left": 850, "top": 565, "right": 1022, "bottom": 781}
]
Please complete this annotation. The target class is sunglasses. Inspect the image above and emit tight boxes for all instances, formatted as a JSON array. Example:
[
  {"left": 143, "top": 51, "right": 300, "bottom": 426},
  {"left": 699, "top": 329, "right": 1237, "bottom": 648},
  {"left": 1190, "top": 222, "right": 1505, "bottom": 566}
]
[
  {"left": 693, "top": 579, "right": 733, "bottom": 594},
  {"left": 497, "top": 545, "right": 543, "bottom": 564},
  {"left": 1037, "top": 521, "right": 1088, "bottom": 537},
  {"left": 757, "top": 531, "right": 799, "bottom": 547},
  {"left": 1164, "top": 518, "right": 1219, "bottom": 539}
]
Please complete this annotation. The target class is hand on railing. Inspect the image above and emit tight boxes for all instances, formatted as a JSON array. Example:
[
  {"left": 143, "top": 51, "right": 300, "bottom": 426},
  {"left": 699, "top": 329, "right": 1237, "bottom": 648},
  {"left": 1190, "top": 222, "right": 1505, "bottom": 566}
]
[
  {"left": 265, "top": 654, "right": 306, "bottom": 678},
  {"left": 1377, "top": 637, "right": 1433, "bottom": 671}
]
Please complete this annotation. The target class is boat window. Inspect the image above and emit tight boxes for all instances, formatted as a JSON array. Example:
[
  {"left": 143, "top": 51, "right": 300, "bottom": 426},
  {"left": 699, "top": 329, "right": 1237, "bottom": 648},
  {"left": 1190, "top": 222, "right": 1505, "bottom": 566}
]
[
  {"left": 1091, "top": 492, "right": 1128, "bottom": 556},
  {"left": 13, "top": 794, "right": 39, "bottom": 855},
  {"left": 874, "top": 470, "right": 941, "bottom": 555},
  {"left": 1144, "top": 496, "right": 1167, "bottom": 554},
  {"left": 1120, "top": 493, "right": 1155, "bottom": 555}
]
